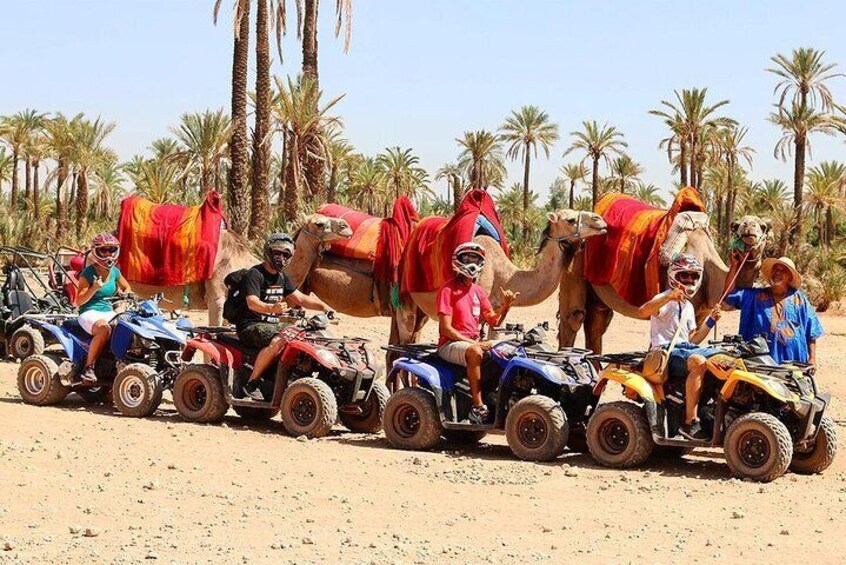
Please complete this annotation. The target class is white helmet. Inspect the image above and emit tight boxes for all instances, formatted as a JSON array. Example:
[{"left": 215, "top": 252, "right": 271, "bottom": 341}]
[
  {"left": 452, "top": 242, "right": 486, "bottom": 281},
  {"left": 668, "top": 253, "right": 703, "bottom": 298}
]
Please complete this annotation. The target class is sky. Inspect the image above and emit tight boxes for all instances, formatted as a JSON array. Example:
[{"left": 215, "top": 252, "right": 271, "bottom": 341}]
[{"left": 3, "top": 0, "right": 846, "bottom": 204}]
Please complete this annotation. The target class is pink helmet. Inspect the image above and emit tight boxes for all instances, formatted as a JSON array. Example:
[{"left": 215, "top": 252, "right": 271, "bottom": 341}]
[
  {"left": 90, "top": 232, "right": 120, "bottom": 268},
  {"left": 452, "top": 242, "right": 486, "bottom": 281},
  {"left": 668, "top": 253, "right": 703, "bottom": 298}
]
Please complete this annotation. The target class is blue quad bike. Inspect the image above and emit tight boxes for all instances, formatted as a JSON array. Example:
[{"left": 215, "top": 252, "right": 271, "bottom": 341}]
[
  {"left": 382, "top": 322, "right": 598, "bottom": 461},
  {"left": 16, "top": 294, "right": 193, "bottom": 417}
]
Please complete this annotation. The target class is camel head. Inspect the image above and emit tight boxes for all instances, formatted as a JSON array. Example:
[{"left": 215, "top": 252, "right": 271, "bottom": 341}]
[
  {"left": 545, "top": 210, "right": 607, "bottom": 243},
  {"left": 730, "top": 215, "right": 771, "bottom": 260},
  {"left": 298, "top": 213, "right": 353, "bottom": 243}
]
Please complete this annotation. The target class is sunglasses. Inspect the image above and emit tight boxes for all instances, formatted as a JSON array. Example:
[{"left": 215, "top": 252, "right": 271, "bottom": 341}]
[
  {"left": 96, "top": 246, "right": 119, "bottom": 255},
  {"left": 677, "top": 272, "right": 700, "bottom": 284},
  {"left": 270, "top": 249, "right": 294, "bottom": 259},
  {"left": 457, "top": 254, "right": 484, "bottom": 266}
]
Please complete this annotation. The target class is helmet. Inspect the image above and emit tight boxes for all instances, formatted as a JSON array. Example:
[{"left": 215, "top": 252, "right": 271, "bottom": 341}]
[
  {"left": 90, "top": 232, "right": 120, "bottom": 268},
  {"left": 451, "top": 242, "right": 486, "bottom": 281},
  {"left": 264, "top": 233, "right": 295, "bottom": 270},
  {"left": 668, "top": 253, "right": 703, "bottom": 298}
]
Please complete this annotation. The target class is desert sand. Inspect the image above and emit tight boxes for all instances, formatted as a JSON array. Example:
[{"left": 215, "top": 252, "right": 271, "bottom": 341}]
[{"left": 1, "top": 295, "right": 844, "bottom": 564}]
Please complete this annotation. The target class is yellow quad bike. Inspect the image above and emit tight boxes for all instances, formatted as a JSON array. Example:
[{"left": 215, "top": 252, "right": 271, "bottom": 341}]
[{"left": 586, "top": 336, "right": 836, "bottom": 482}]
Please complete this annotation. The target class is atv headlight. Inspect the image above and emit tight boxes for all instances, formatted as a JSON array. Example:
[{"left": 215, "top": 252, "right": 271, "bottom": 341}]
[
  {"left": 315, "top": 349, "right": 340, "bottom": 368},
  {"left": 764, "top": 378, "right": 793, "bottom": 400}
]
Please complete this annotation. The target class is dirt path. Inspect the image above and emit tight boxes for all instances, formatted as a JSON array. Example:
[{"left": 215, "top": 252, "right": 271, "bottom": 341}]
[{"left": 1, "top": 296, "right": 845, "bottom": 564}]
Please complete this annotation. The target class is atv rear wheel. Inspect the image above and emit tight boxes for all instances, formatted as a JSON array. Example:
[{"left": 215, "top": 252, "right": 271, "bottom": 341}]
[
  {"left": 505, "top": 395, "right": 568, "bottom": 461},
  {"left": 586, "top": 401, "right": 654, "bottom": 468},
  {"left": 383, "top": 388, "right": 443, "bottom": 451},
  {"left": 724, "top": 412, "right": 793, "bottom": 482},
  {"left": 10, "top": 325, "right": 44, "bottom": 360},
  {"left": 17, "top": 354, "right": 68, "bottom": 405},
  {"left": 442, "top": 429, "right": 487, "bottom": 445},
  {"left": 340, "top": 382, "right": 389, "bottom": 434},
  {"left": 790, "top": 415, "right": 838, "bottom": 475},
  {"left": 233, "top": 405, "right": 280, "bottom": 421},
  {"left": 280, "top": 377, "right": 338, "bottom": 438},
  {"left": 112, "top": 363, "right": 162, "bottom": 418},
  {"left": 172, "top": 364, "right": 229, "bottom": 423}
]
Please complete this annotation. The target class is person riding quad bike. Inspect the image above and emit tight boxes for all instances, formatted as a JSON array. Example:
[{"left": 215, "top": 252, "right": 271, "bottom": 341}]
[
  {"left": 228, "top": 233, "right": 332, "bottom": 400},
  {"left": 436, "top": 242, "right": 518, "bottom": 424}
]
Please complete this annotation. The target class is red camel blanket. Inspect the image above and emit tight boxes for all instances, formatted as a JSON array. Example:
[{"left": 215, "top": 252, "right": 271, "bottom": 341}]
[
  {"left": 584, "top": 187, "right": 706, "bottom": 306},
  {"left": 318, "top": 196, "right": 419, "bottom": 286},
  {"left": 117, "top": 192, "right": 226, "bottom": 286},
  {"left": 400, "top": 189, "right": 508, "bottom": 298}
]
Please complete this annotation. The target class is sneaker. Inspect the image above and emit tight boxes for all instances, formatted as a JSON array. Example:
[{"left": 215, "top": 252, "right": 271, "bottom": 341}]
[
  {"left": 80, "top": 366, "right": 97, "bottom": 385},
  {"left": 469, "top": 405, "right": 490, "bottom": 425},
  {"left": 243, "top": 381, "right": 265, "bottom": 401},
  {"left": 680, "top": 421, "right": 708, "bottom": 440}
]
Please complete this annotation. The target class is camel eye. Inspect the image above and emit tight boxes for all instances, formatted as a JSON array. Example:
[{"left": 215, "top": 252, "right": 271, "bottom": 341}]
[{"left": 567, "top": 218, "right": 577, "bottom": 224}]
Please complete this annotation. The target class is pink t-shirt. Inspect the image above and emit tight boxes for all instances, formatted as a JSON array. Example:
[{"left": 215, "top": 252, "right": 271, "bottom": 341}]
[{"left": 436, "top": 278, "right": 494, "bottom": 346}]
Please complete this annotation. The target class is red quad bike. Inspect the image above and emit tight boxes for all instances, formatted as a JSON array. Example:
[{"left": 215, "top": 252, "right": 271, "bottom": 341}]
[{"left": 172, "top": 309, "right": 389, "bottom": 438}]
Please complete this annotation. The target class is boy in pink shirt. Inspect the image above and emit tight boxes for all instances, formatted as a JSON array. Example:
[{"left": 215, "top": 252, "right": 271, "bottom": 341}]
[{"left": 437, "top": 242, "right": 517, "bottom": 423}]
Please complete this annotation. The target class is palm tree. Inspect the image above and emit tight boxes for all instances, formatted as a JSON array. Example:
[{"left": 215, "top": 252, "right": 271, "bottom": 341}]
[
  {"left": 0, "top": 149, "right": 11, "bottom": 193},
  {"left": 748, "top": 179, "right": 790, "bottom": 214},
  {"left": 805, "top": 161, "right": 846, "bottom": 245},
  {"left": 649, "top": 88, "right": 733, "bottom": 189},
  {"left": 325, "top": 131, "right": 352, "bottom": 203},
  {"left": 172, "top": 109, "right": 231, "bottom": 196},
  {"left": 299, "top": 0, "right": 353, "bottom": 85},
  {"left": 654, "top": 112, "right": 689, "bottom": 187},
  {"left": 560, "top": 162, "right": 587, "bottom": 209},
  {"left": 272, "top": 75, "right": 344, "bottom": 220},
  {"left": 377, "top": 146, "right": 429, "bottom": 202},
  {"left": 26, "top": 133, "right": 49, "bottom": 220},
  {"left": 496, "top": 183, "right": 524, "bottom": 242},
  {"left": 608, "top": 154, "right": 643, "bottom": 194},
  {"left": 44, "top": 114, "right": 81, "bottom": 236},
  {"left": 214, "top": 0, "right": 251, "bottom": 235},
  {"left": 129, "top": 158, "right": 182, "bottom": 204},
  {"left": 769, "top": 102, "right": 843, "bottom": 241},
  {"left": 564, "top": 121, "right": 627, "bottom": 208},
  {"left": 69, "top": 117, "right": 116, "bottom": 238},
  {"left": 768, "top": 48, "right": 843, "bottom": 111},
  {"left": 713, "top": 125, "right": 755, "bottom": 235},
  {"left": 547, "top": 177, "right": 568, "bottom": 211},
  {"left": 1, "top": 111, "right": 43, "bottom": 210},
  {"left": 249, "top": 0, "right": 272, "bottom": 239},
  {"left": 499, "top": 105, "right": 559, "bottom": 241},
  {"left": 634, "top": 182, "right": 667, "bottom": 207},
  {"left": 456, "top": 130, "right": 506, "bottom": 190},
  {"left": 92, "top": 154, "right": 126, "bottom": 219},
  {"left": 572, "top": 195, "right": 593, "bottom": 212},
  {"left": 348, "top": 157, "right": 385, "bottom": 215},
  {"left": 435, "top": 162, "right": 464, "bottom": 211}
]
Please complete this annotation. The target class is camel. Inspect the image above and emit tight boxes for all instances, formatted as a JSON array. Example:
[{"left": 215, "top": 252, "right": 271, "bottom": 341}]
[
  {"left": 558, "top": 213, "right": 770, "bottom": 352},
  {"left": 131, "top": 214, "right": 352, "bottom": 325},
  {"left": 393, "top": 210, "right": 608, "bottom": 347}
]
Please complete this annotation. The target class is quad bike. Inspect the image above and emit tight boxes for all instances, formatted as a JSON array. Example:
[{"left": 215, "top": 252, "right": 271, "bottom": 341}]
[
  {"left": 381, "top": 322, "right": 598, "bottom": 461},
  {"left": 586, "top": 335, "right": 836, "bottom": 482},
  {"left": 1, "top": 246, "right": 78, "bottom": 360},
  {"left": 17, "top": 294, "right": 193, "bottom": 417},
  {"left": 172, "top": 309, "right": 389, "bottom": 438}
]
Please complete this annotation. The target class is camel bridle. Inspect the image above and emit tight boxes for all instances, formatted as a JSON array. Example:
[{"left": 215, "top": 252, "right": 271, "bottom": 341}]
[{"left": 545, "top": 211, "right": 591, "bottom": 249}]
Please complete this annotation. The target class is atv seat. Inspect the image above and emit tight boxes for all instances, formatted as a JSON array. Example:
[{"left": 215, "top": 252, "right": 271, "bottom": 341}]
[{"left": 216, "top": 334, "right": 261, "bottom": 358}]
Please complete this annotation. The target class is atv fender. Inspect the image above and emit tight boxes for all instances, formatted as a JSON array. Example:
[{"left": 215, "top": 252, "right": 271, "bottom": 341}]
[
  {"left": 720, "top": 370, "right": 800, "bottom": 404},
  {"left": 500, "top": 357, "right": 565, "bottom": 387},
  {"left": 182, "top": 338, "right": 234, "bottom": 370},
  {"left": 25, "top": 317, "right": 87, "bottom": 364},
  {"left": 386, "top": 358, "right": 444, "bottom": 398},
  {"left": 598, "top": 368, "right": 657, "bottom": 402}
]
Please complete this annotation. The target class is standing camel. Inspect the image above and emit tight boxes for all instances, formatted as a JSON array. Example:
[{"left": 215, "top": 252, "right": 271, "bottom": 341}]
[
  {"left": 131, "top": 214, "right": 352, "bottom": 325},
  {"left": 393, "top": 210, "right": 608, "bottom": 347},
  {"left": 558, "top": 214, "right": 770, "bottom": 352}
]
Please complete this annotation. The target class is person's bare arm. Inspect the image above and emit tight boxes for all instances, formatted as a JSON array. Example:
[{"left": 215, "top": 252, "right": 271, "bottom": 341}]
[
  {"left": 809, "top": 340, "right": 817, "bottom": 373},
  {"left": 439, "top": 314, "right": 475, "bottom": 344},
  {"left": 285, "top": 290, "right": 329, "bottom": 312},
  {"left": 637, "top": 289, "right": 683, "bottom": 318},
  {"left": 246, "top": 295, "right": 286, "bottom": 315},
  {"left": 117, "top": 275, "right": 132, "bottom": 294},
  {"left": 75, "top": 276, "right": 102, "bottom": 306}
]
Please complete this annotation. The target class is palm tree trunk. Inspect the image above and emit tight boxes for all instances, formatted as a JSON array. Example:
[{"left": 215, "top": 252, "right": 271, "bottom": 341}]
[
  {"left": 679, "top": 142, "right": 688, "bottom": 187},
  {"left": 284, "top": 136, "right": 299, "bottom": 223},
  {"left": 825, "top": 206, "right": 834, "bottom": 245},
  {"left": 201, "top": 166, "right": 214, "bottom": 196},
  {"left": 327, "top": 163, "right": 338, "bottom": 203},
  {"left": 790, "top": 136, "right": 806, "bottom": 243},
  {"left": 249, "top": 0, "right": 271, "bottom": 240},
  {"left": 9, "top": 151, "right": 19, "bottom": 210},
  {"left": 76, "top": 169, "right": 88, "bottom": 239},
  {"left": 32, "top": 160, "right": 40, "bottom": 220},
  {"left": 24, "top": 157, "right": 32, "bottom": 205},
  {"left": 689, "top": 138, "right": 697, "bottom": 188},
  {"left": 227, "top": 0, "right": 251, "bottom": 236},
  {"left": 452, "top": 176, "right": 461, "bottom": 211},
  {"left": 277, "top": 129, "right": 287, "bottom": 209},
  {"left": 521, "top": 146, "right": 531, "bottom": 242},
  {"left": 302, "top": 0, "right": 319, "bottom": 84},
  {"left": 56, "top": 156, "right": 67, "bottom": 236},
  {"left": 591, "top": 157, "right": 599, "bottom": 209},
  {"left": 568, "top": 179, "right": 575, "bottom": 209}
]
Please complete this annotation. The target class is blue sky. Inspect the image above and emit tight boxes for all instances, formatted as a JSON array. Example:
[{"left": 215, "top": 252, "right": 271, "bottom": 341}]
[{"left": 3, "top": 0, "right": 846, "bottom": 203}]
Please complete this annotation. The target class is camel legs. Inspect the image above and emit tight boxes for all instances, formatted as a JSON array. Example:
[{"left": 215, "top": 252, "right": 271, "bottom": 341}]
[
  {"left": 584, "top": 288, "right": 614, "bottom": 354},
  {"left": 558, "top": 255, "right": 587, "bottom": 349}
]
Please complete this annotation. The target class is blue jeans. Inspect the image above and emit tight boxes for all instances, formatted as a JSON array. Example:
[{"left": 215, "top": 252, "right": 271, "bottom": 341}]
[{"left": 667, "top": 342, "right": 721, "bottom": 379}]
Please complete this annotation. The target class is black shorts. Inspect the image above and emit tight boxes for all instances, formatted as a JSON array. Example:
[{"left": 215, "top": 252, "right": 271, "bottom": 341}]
[{"left": 237, "top": 322, "right": 285, "bottom": 349}]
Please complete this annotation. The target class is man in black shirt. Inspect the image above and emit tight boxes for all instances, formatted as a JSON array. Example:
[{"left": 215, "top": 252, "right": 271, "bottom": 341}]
[{"left": 238, "top": 233, "right": 331, "bottom": 400}]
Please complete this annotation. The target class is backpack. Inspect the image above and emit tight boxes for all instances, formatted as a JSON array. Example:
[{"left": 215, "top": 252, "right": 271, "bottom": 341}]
[{"left": 222, "top": 268, "right": 250, "bottom": 324}]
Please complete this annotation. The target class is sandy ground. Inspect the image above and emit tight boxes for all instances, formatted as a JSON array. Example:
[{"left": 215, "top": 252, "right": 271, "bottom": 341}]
[{"left": 1, "top": 295, "right": 845, "bottom": 564}]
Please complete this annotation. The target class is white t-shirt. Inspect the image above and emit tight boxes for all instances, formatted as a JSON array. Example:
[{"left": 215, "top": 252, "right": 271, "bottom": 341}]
[{"left": 649, "top": 291, "right": 697, "bottom": 349}]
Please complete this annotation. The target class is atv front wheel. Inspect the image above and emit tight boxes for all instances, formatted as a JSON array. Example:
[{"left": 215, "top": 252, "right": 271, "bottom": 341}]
[
  {"left": 172, "top": 364, "right": 228, "bottom": 423},
  {"left": 724, "top": 412, "right": 793, "bottom": 482},
  {"left": 112, "top": 364, "right": 162, "bottom": 418},
  {"left": 586, "top": 401, "right": 654, "bottom": 468},
  {"left": 10, "top": 325, "right": 44, "bottom": 360},
  {"left": 383, "top": 388, "right": 443, "bottom": 451},
  {"left": 17, "top": 354, "right": 68, "bottom": 405},
  {"left": 505, "top": 395, "right": 569, "bottom": 461},
  {"left": 280, "top": 377, "right": 338, "bottom": 438},
  {"left": 790, "top": 416, "right": 838, "bottom": 475},
  {"left": 340, "top": 382, "right": 389, "bottom": 433}
]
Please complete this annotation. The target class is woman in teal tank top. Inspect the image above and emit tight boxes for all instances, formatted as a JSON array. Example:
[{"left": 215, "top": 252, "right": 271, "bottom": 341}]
[{"left": 75, "top": 233, "right": 133, "bottom": 384}]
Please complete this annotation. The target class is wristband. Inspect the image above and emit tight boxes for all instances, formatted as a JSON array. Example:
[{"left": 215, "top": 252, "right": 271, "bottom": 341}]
[{"left": 705, "top": 316, "right": 716, "bottom": 329}]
